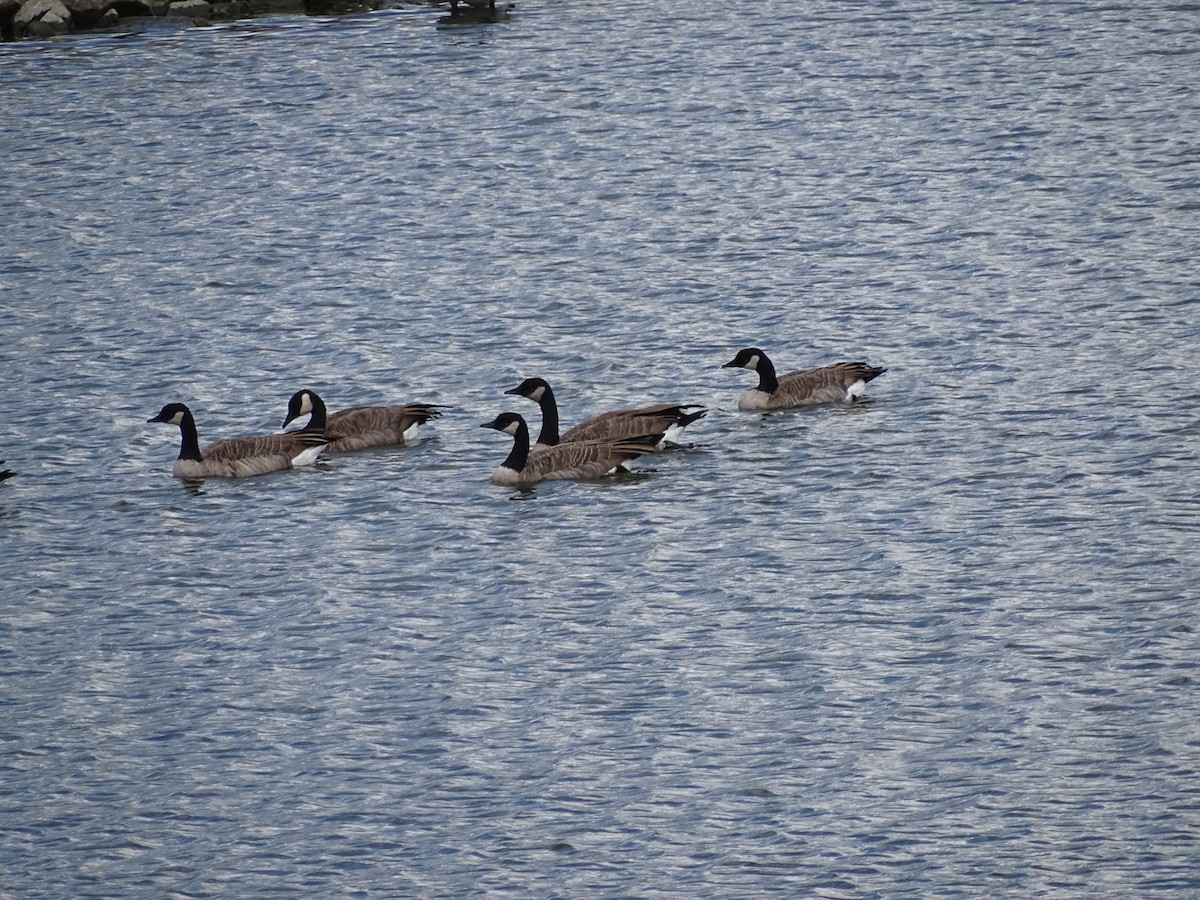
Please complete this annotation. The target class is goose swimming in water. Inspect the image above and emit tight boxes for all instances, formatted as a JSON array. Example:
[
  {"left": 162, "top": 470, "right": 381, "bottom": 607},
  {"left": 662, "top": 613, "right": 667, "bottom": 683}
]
[
  {"left": 504, "top": 377, "right": 705, "bottom": 450},
  {"left": 722, "top": 348, "right": 886, "bottom": 410},
  {"left": 282, "top": 389, "right": 443, "bottom": 453},
  {"left": 437, "top": 0, "right": 513, "bottom": 25},
  {"left": 149, "top": 403, "right": 328, "bottom": 479},
  {"left": 481, "top": 411, "right": 663, "bottom": 487}
]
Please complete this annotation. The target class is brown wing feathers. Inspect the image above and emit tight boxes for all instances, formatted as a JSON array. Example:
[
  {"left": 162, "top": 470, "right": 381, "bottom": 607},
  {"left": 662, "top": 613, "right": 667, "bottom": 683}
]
[
  {"left": 775, "top": 362, "right": 886, "bottom": 406},
  {"left": 524, "top": 433, "right": 664, "bottom": 481},
  {"left": 325, "top": 403, "right": 444, "bottom": 451},
  {"left": 560, "top": 404, "right": 707, "bottom": 444}
]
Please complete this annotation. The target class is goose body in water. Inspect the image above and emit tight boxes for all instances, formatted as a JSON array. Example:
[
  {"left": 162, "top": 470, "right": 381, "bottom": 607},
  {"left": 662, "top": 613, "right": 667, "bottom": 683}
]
[
  {"left": 282, "top": 389, "right": 443, "bottom": 453},
  {"left": 481, "top": 412, "right": 663, "bottom": 487},
  {"left": 437, "top": 0, "right": 513, "bottom": 25},
  {"left": 149, "top": 403, "right": 328, "bottom": 479},
  {"left": 504, "top": 377, "right": 705, "bottom": 450},
  {"left": 722, "top": 348, "right": 886, "bottom": 410}
]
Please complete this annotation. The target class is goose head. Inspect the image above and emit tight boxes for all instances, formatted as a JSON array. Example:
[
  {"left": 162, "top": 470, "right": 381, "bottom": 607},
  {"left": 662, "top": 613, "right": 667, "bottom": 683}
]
[
  {"left": 504, "top": 377, "right": 552, "bottom": 403},
  {"left": 148, "top": 403, "right": 191, "bottom": 427},
  {"left": 722, "top": 348, "right": 767, "bottom": 371},
  {"left": 283, "top": 389, "right": 318, "bottom": 429},
  {"left": 481, "top": 412, "right": 527, "bottom": 436}
]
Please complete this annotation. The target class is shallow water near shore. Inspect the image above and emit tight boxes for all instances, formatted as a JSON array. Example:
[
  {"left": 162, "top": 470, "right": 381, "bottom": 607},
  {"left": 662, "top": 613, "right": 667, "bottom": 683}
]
[{"left": 3, "top": 1, "right": 1200, "bottom": 896}]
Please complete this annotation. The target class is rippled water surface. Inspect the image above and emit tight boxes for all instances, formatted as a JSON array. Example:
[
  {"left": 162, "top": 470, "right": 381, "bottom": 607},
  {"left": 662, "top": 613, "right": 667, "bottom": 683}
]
[{"left": 3, "top": 1, "right": 1200, "bottom": 896}]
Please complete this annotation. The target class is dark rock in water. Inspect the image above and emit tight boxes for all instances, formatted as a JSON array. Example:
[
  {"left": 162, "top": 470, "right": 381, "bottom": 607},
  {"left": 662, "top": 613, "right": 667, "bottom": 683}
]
[
  {"left": 209, "top": 0, "right": 250, "bottom": 18},
  {"left": 108, "top": 0, "right": 150, "bottom": 13},
  {"left": 63, "top": 0, "right": 112, "bottom": 24},
  {"left": 0, "top": 0, "right": 20, "bottom": 38}
]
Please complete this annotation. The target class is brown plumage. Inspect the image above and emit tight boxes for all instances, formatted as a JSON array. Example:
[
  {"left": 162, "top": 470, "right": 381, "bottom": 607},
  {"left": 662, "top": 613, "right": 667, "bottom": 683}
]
[
  {"left": 722, "top": 348, "right": 886, "bottom": 410},
  {"left": 504, "top": 377, "right": 706, "bottom": 449},
  {"left": 283, "top": 389, "right": 443, "bottom": 452},
  {"left": 558, "top": 403, "right": 706, "bottom": 444},
  {"left": 482, "top": 412, "right": 663, "bottom": 486},
  {"left": 149, "top": 403, "right": 329, "bottom": 479}
]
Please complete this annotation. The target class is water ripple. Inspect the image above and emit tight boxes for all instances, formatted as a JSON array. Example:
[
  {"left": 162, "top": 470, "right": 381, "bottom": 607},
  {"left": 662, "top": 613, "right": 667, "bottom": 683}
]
[{"left": 2, "top": 0, "right": 1199, "bottom": 896}]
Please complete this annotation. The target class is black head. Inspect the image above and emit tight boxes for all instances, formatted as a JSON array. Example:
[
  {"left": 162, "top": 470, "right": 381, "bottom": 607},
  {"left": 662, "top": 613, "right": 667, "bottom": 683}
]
[
  {"left": 283, "top": 389, "right": 320, "bottom": 429},
  {"left": 481, "top": 412, "right": 528, "bottom": 436},
  {"left": 722, "top": 347, "right": 768, "bottom": 370},
  {"left": 504, "top": 377, "right": 552, "bottom": 401},
  {"left": 148, "top": 403, "right": 191, "bottom": 425}
]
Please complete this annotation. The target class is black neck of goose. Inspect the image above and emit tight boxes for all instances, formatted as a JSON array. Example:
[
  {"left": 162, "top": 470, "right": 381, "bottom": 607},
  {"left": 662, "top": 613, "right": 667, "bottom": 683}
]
[
  {"left": 501, "top": 419, "right": 531, "bottom": 472},
  {"left": 305, "top": 393, "right": 328, "bottom": 431},
  {"left": 756, "top": 355, "right": 779, "bottom": 394},
  {"left": 535, "top": 385, "right": 561, "bottom": 446},
  {"left": 178, "top": 410, "right": 203, "bottom": 462}
]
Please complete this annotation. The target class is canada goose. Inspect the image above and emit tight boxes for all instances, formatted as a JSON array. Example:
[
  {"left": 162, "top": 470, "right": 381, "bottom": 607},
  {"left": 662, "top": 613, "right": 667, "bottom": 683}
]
[
  {"left": 148, "top": 403, "right": 329, "bottom": 479},
  {"left": 0, "top": 462, "right": 13, "bottom": 482},
  {"left": 504, "top": 377, "right": 706, "bottom": 450},
  {"left": 481, "top": 412, "right": 663, "bottom": 486},
  {"left": 722, "top": 348, "right": 886, "bottom": 410},
  {"left": 282, "top": 389, "right": 443, "bottom": 453},
  {"left": 438, "top": 0, "right": 513, "bottom": 25}
]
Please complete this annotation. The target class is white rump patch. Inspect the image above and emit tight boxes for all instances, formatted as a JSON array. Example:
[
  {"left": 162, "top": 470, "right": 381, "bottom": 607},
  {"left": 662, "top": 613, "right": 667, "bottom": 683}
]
[
  {"left": 847, "top": 379, "right": 867, "bottom": 400},
  {"left": 291, "top": 444, "right": 327, "bottom": 467}
]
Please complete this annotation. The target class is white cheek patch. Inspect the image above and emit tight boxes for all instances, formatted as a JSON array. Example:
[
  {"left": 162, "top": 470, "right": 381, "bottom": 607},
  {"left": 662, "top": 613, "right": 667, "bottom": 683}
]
[
  {"left": 747, "top": 354, "right": 760, "bottom": 370},
  {"left": 299, "top": 393, "right": 314, "bottom": 415},
  {"left": 530, "top": 386, "right": 545, "bottom": 401},
  {"left": 503, "top": 421, "right": 521, "bottom": 435},
  {"left": 169, "top": 411, "right": 185, "bottom": 426}
]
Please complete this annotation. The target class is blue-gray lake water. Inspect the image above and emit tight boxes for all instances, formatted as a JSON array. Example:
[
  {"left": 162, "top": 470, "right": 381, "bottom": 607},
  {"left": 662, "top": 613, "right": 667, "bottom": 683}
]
[{"left": 3, "top": 1, "right": 1199, "bottom": 896}]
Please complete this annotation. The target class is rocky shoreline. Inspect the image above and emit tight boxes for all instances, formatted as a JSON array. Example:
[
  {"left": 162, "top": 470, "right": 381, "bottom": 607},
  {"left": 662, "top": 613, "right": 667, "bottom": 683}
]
[{"left": 2, "top": 0, "right": 434, "bottom": 40}]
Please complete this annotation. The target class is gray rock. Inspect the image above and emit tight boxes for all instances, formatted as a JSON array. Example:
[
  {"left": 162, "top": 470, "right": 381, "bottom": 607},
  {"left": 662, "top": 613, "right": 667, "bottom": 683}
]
[
  {"left": 14, "top": 0, "right": 72, "bottom": 36},
  {"left": 166, "top": 0, "right": 210, "bottom": 15}
]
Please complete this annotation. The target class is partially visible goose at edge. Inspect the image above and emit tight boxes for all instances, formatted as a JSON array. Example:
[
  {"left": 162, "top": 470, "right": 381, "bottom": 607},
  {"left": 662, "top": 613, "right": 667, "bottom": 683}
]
[
  {"left": 722, "top": 347, "right": 886, "bottom": 410},
  {"left": 0, "top": 461, "right": 13, "bottom": 482},
  {"left": 282, "top": 389, "right": 444, "bottom": 453},
  {"left": 504, "top": 377, "right": 706, "bottom": 450},
  {"left": 149, "top": 403, "right": 329, "bottom": 479},
  {"left": 481, "top": 412, "right": 664, "bottom": 487},
  {"left": 437, "top": 0, "right": 513, "bottom": 25}
]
